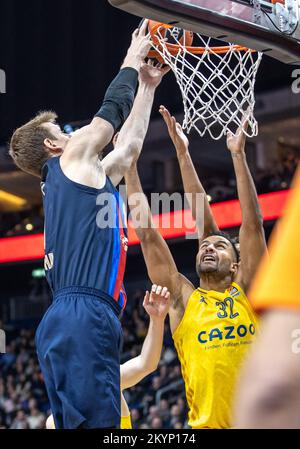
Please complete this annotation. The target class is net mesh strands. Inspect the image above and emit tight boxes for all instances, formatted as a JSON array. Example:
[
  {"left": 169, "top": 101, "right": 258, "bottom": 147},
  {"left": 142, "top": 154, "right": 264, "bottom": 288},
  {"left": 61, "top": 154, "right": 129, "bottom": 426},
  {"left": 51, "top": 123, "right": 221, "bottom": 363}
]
[{"left": 151, "top": 25, "right": 263, "bottom": 140}]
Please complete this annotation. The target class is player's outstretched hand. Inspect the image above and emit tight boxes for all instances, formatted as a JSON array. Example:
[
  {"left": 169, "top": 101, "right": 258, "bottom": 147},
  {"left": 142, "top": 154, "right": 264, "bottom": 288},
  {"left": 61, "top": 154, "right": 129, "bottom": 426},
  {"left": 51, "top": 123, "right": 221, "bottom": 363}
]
[
  {"left": 159, "top": 105, "right": 189, "bottom": 152},
  {"left": 139, "top": 60, "right": 170, "bottom": 89},
  {"left": 143, "top": 285, "right": 171, "bottom": 320},
  {"left": 227, "top": 113, "right": 249, "bottom": 154},
  {"left": 122, "top": 20, "right": 152, "bottom": 70}
]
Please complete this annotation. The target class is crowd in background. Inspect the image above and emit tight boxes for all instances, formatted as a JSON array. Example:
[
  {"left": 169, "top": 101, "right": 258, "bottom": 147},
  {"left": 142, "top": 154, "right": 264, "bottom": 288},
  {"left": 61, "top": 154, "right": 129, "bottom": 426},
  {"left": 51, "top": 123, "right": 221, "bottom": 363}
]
[
  {"left": 201, "top": 145, "right": 299, "bottom": 204},
  {"left": 0, "top": 327, "right": 48, "bottom": 429},
  {"left": 0, "top": 289, "right": 188, "bottom": 430},
  {"left": 1, "top": 141, "right": 299, "bottom": 239}
]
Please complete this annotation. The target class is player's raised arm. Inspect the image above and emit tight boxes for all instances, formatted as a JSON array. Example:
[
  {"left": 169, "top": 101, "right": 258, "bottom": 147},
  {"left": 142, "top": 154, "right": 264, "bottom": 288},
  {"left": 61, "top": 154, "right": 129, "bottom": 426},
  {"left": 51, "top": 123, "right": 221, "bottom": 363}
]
[
  {"left": 125, "top": 163, "right": 181, "bottom": 296},
  {"left": 121, "top": 285, "right": 171, "bottom": 391},
  {"left": 62, "top": 21, "right": 152, "bottom": 163},
  {"left": 102, "top": 62, "right": 170, "bottom": 186},
  {"left": 159, "top": 106, "right": 219, "bottom": 238},
  {"left": 125, "top": 164, "right": 194, "bottom": 327},
  {"left": 227, "top": 122, "right": 267, "bottom": 292}
]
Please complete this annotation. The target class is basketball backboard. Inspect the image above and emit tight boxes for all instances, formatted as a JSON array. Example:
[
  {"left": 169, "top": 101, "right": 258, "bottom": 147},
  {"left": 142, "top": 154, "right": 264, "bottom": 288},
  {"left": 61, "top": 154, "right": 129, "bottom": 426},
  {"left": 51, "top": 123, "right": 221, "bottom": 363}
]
[{"left": 108, "top": 0, "right": 300, "bottom": 64}]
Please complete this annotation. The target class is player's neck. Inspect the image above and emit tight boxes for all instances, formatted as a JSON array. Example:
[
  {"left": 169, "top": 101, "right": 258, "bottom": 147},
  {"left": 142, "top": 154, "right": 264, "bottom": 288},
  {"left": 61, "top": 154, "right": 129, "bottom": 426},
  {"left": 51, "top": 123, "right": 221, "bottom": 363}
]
[{"left": 199, "top": 273, "right": 232, "bottom": 293}]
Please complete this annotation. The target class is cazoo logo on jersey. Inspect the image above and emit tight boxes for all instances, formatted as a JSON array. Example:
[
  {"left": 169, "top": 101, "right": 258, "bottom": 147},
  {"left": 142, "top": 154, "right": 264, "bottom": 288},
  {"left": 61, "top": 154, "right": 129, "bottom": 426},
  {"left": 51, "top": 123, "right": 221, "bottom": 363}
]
[{"left": 198, "top": 323, "right": 256, "bottom": 344}]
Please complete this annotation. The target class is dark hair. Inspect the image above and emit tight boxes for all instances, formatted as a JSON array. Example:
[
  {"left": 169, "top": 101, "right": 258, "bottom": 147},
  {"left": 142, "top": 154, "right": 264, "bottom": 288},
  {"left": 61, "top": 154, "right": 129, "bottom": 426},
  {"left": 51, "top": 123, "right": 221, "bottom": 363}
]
[{"left": 206, "top": 231, "right": 240, "bottom": 263}]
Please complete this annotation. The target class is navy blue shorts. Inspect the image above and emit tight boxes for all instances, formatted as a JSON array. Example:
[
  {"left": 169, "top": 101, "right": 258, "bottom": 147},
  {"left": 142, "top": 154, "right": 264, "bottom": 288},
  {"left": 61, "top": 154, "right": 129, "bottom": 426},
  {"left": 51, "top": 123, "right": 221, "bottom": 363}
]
[{"left": 35, "top": 287, "right": 122, "bottom": 429}]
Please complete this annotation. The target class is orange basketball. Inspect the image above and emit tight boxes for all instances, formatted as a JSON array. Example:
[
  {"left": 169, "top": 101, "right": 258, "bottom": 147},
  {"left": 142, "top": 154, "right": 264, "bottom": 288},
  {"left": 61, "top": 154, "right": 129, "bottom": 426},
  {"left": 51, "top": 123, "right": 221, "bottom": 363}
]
[{"left": 148, "top": 20, "right": 194, "bottom": 64}]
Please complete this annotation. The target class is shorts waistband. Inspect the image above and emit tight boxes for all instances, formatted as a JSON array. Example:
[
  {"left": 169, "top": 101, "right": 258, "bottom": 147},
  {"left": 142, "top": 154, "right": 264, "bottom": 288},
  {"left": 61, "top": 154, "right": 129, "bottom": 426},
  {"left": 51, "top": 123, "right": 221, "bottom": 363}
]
[{"left": 53, "top": 286, "right": 122, "bottom": 318}]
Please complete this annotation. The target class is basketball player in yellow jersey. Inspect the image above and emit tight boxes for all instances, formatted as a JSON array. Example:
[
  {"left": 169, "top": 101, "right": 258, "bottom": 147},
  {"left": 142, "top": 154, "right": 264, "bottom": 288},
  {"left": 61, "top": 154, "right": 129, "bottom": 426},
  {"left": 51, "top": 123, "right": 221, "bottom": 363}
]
[
  {"left": 125, "top": 108, "right": 266, "bottom": 429},
  {"left": 46, "top": 284, "right": 171, "bottom": 430},
  {"left": 234, "top": 166, "right": 300, "bottom": 429}
]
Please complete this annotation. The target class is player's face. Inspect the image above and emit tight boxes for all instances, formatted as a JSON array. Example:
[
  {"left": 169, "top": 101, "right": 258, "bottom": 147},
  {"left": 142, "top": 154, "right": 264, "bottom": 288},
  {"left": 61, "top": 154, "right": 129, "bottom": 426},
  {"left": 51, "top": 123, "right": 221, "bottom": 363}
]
[
  {"left": 197, "top": 236, "right": 236, "bottom": 276},
  {"left": 43, "top": 122, "right": 71, "bottom": 151}
]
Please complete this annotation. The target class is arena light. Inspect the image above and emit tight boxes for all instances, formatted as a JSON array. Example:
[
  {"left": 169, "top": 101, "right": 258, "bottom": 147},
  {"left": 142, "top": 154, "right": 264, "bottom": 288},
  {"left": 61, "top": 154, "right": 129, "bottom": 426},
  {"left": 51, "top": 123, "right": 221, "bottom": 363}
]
[
  {"left": 32, "top": 268, "right": 46, "bottom": 279},
  {"left": 0, "top": 189, "right": 290, "bottom": 264},
  {"left": 0, "top": 190, "right": 27, "bottom": 208},
  {"left": 25, "top": 223, "right": 34, "bottom": 232}
]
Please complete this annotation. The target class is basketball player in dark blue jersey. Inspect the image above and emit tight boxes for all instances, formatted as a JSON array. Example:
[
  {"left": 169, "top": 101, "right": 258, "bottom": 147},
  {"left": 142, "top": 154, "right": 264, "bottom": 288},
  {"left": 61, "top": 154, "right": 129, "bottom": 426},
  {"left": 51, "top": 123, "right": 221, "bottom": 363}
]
[{"left": 9, "top": 21, "right": 170, "bottom": 429}]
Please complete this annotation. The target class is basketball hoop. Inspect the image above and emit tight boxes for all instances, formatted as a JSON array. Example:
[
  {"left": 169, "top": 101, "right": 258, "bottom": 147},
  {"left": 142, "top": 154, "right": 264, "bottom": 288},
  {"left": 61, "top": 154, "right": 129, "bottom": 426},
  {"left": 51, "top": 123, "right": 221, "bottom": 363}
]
[{"left": 149, "top": 22, "right": 263, "bottom": 140}]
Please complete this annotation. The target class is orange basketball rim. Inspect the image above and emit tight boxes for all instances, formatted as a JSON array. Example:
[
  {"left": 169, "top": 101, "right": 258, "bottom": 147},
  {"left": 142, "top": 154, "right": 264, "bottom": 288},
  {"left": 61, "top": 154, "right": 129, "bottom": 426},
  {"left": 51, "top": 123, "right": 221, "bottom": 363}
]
[{"left": 148, "top": 21, "right": 254, "bottom": 58}]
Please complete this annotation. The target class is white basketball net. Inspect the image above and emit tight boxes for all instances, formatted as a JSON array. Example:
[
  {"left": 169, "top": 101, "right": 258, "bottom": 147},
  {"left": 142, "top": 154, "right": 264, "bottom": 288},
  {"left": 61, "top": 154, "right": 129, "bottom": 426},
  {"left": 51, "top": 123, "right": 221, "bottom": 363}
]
[{"left": 152, "top": 26, "right": 263, "bottom": 140}]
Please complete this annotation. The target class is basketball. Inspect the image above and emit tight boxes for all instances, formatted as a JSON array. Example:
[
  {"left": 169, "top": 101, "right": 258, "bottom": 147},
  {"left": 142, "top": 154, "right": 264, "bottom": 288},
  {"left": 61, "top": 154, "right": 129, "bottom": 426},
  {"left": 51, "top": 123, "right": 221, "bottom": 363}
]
[{"left": 148, "top": 20, "right": 193, "bottom": 64}]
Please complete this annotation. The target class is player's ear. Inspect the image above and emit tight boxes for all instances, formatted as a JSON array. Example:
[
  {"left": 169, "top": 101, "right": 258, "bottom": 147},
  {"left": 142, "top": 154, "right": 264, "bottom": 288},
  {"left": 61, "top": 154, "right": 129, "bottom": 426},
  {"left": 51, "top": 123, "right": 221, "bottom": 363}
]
[
  {"left": 230, "top": 262, "right": 239, "bottom": 276},
  {"left": 44, "top": 138, "right": 62, "bottom": 154}
]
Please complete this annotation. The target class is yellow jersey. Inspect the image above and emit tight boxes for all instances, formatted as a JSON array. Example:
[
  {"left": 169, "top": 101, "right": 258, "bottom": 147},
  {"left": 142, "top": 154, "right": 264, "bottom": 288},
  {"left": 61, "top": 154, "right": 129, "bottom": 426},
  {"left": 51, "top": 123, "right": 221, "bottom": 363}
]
[
  {"left": 173, "top": 282, "right": 258, "bottom": 429},
  {"left": 121, "top": 415, "right": 132, "bottom": 429},
  {"left": 250, "top": 167, "right": 300, "bottom": 311}
]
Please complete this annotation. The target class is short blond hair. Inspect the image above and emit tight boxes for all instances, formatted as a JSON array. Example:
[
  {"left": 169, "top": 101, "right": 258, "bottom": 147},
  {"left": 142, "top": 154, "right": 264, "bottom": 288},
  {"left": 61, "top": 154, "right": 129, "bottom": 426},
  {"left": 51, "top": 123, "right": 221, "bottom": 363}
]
[{"left": 9, "top": 111, "right": 58, "bottom": 177}]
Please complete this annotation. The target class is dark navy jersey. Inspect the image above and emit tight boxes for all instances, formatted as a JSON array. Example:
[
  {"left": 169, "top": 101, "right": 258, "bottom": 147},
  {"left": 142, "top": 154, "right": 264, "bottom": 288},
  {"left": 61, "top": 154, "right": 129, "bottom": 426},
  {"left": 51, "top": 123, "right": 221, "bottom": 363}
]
[{"left": 41, "top": 157, "right": 128, "bottom": 310}]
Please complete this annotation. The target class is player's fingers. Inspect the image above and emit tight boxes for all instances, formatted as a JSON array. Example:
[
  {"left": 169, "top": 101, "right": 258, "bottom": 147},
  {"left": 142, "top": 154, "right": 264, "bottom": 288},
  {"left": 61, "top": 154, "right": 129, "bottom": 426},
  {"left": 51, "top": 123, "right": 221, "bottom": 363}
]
[
  {"left": 156, "top": 285, "right": 163, "bottom": 295},
  {"left": 164, "top": 106, "right": 171, "bottom": 116},
  {"left": 164, "top": 111, "right": 174, "bottom": 132},
  {"left": 159, "top": 107, "right": 170, "bottom": 123},
  {"left": 161, "top": 287, "right": 168, "bottom": 297},
  {"left": 164, "top": 290, "right": 170, "bottom": 299},
  {"left": 152, "top": 284, "right": 157, "bottom": 293},
  {"left": 142, "top": 37, "right": 152, "bottom": 51},
  {"left": 143, "top": 291, "right": 150, "bottom": 304},
  {"left": 241, "top": 112, "right": 249, "bottom": 132},
  {"left": 139, "top": 19, "right": 149, "bottom": 36},
  {"left": 171, "top": 116, "right": 178, "bottom": 131},
  {"left": 159, "top": 107, "right": 168, "bottom": 119},
  {"left": 162, "top": 65, "right": 171, "bottom": 75},
  {"left": 132, "top": 28, "right": 139, "bottom": 39},
  {"left": 161, "top": 105, "right": 171, "bottom": 119}
]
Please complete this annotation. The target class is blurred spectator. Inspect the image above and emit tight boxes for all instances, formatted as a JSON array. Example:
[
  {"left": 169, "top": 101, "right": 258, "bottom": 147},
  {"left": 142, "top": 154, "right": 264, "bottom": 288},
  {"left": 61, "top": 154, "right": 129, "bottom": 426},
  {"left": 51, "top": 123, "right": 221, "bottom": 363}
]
[
  {"left": 27, "top": 407, "right": 45, "bottom": 429},
  {"left": 170, "top": 404, "right": 183, "bottom": 428},
  {"left": 278, "top": 146, "right": 299, "bottom": 186},
  {"left": 10, "top": 410, "right": 30, "bottom": 429},
  {"left": 151, "top": 417, "right": 163, "bottom": 429},
  {"left": 158, "top": 399, "right": 170, "bottom": 426},
  {"left": 130, "top": 408, "right": 141, "bottom": 428},
  {"left": 0, "top": 328, "right": 49, "bottom": 429}
]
